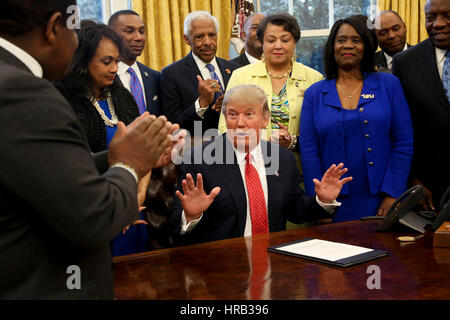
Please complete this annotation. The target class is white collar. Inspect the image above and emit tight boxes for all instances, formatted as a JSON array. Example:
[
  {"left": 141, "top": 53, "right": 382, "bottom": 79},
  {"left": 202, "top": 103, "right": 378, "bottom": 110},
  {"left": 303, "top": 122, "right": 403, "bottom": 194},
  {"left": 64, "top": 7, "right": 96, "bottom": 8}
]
[
  {"left": 0, "top": 36, "right": 43, "bottom": 78},
  {"left": 232, "top": 140, "right": 264, "bottom": 166},
  {"left": 435, "top": 47, "right": 447, "bottom": 65},
  {"left": 192, "top": 52, "right": 218, "bottom": 71},
  {"left": 245, "top": 50, "right": 261, "bottom": 64},
  {"left": 118, "top": 60, "right": 139, "bottom": 76}
]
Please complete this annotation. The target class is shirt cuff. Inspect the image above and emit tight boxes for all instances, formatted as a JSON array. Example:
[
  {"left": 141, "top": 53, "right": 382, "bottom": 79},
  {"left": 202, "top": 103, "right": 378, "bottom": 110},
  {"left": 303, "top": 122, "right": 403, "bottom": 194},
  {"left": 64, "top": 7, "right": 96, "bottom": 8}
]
[
  {"left": 195, "top": 99, "right": 208, "bottom": 119},
  {"left": 315, "top": 195, "right": 341, "bottom": 213},
  {"left": 110, "top": 162, "right": 138, "bottom": 183},
  {"left": 180, "top": 210, "right": 203, "bottom": 234}
]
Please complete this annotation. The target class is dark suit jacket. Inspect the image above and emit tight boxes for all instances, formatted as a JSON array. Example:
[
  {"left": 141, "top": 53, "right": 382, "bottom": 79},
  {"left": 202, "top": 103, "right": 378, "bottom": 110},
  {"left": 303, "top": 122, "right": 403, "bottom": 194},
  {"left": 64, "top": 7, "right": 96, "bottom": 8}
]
[
  {"left": 55, "top": 78, "right": 140, "bottom": 153},
  {"left": 169, "top": 135, "right": 330, "bottom": 246},
  {"left": 0, "top": 47, "right": 139, "bottom": 299},
  {"left": 160, "top": 52, "right": 240, "bottom": 135},
  {"left": 231, "top": 52, "right": 250, "bottom": 67},
  {"left": 392, "top": 39, "right": 450, "bottom": 205},
  {"left": 375, "top": 44, "right": 412, "bottom": 69},
  {"left": 137, "top": 61, "right": 161, "bottom": 116}
]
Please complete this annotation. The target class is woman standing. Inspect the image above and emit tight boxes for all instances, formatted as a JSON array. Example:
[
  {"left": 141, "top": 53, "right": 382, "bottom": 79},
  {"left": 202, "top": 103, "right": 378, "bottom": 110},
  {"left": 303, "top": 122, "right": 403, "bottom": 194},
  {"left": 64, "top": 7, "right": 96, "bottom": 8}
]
[
  {"left": 299, "top": 17, "right": 413, "bottom": 222},
  {"left": 219, "top": 13, "right": 323, "bottom": 157}
]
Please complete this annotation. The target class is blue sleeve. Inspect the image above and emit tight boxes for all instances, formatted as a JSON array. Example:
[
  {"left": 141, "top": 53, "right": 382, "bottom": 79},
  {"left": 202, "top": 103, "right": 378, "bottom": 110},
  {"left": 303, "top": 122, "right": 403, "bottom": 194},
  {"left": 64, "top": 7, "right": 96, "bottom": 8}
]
[
  {"left": 380, "top": 76, "right": 414, "bottom": 198},
  {"left": 299, "top": 87, "right": 324, "bottom": 196}
]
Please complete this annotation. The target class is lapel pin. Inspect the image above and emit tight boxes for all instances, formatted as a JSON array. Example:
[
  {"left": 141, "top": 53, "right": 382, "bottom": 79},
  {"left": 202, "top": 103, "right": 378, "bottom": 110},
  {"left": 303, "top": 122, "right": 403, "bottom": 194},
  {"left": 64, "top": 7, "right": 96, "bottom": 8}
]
[
  {"left": 295, "top": 82, "right": 299, "bottom": 87},
  {"left": 275, "top": 172, "right": 279, "bottom": 177},
  {"left": 225, "top": 68, "right": 231, "bottom": 75},
  {"left": 144, "top": 72, "right": 149, "bottom": 77},
  {"left": 153, "top": 95, "right": 158, "bottom": 101}
]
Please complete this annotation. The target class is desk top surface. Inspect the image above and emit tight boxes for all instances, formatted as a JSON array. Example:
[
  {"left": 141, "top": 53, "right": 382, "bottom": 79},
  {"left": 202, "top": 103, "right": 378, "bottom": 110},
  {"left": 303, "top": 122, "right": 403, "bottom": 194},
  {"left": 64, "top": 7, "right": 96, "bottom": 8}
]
[{"left": 113, "top": 221, "right": 450, "bottom": 300}]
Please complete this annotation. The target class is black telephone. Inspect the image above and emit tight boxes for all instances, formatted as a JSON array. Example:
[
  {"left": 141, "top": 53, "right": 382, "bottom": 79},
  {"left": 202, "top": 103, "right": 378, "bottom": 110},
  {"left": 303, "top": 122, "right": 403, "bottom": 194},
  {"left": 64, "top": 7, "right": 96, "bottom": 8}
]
[{"left": 361, "top": 184, "right": 450, "bottom": 233}]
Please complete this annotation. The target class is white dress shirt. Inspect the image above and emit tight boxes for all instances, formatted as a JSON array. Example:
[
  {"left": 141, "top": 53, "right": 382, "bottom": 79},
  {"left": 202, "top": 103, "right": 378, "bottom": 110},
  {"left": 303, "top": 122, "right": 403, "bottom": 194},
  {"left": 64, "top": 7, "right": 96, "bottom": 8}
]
[
  {"left": 181, "top": 141, "right": 339, "bottom": 235},
  {"left": 384, "top": 43, "right": 408, "bottom": 70},
  {"left": 435, "top": 47, "right": 447, "bottom": 80},
  {"left": 117, "top": 60, "right": 147, "bottom": 107},
  {"left": 0, "top": 36, "right": 43, "bottom": 78},
  {"left": 245, "top": 50, "right": 261, "bottom": 64},
  {"left": 192, "top": 53, "right": 225, "bottom": 118}
]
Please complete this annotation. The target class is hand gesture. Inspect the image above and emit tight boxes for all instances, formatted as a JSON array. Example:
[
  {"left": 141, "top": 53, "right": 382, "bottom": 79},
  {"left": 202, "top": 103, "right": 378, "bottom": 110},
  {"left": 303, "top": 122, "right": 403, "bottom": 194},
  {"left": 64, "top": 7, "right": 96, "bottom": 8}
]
[
  {"left": 175, "top": 173, "right": 221, "bottom": 222},
  {"left": 271, "top": 123, "right": 291, "bottom": 148},
  {"left": 314, "top": 163, "right": 353, "bottom": 203},
  {"left": 197, "top": 75, "right": 222, "bottom": 109},
  {"left": 211, "top": 94, "right": 224, "bottom": 112}
]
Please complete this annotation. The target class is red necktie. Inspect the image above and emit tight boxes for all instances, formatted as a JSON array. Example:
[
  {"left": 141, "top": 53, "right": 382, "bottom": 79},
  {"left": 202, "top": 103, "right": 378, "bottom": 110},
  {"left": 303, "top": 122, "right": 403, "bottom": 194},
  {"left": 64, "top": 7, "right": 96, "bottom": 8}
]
[{"left": 245, "top": 153, "right": 269, "bottom": 235}]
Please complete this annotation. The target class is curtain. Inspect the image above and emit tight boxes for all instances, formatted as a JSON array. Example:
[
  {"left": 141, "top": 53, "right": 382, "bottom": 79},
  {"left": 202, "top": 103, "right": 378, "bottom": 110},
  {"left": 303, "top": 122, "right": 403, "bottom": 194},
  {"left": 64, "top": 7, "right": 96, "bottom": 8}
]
[
  {"left": 377, "top": 0, "right": 428, "bottom": 45},
  {"left": 132, "top": 0, "right": 232, "bottom": 71}
]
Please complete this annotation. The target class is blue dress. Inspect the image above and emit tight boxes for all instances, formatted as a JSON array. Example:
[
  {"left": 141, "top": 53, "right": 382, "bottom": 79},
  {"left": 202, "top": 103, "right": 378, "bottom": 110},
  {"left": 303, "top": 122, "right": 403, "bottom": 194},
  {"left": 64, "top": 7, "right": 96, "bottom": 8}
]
[
  {"left": 98, "top": 100, "right": 148, "bottom": 257},
  {"left": 333, "top": 109, "right": 382, "bottom": 222}
]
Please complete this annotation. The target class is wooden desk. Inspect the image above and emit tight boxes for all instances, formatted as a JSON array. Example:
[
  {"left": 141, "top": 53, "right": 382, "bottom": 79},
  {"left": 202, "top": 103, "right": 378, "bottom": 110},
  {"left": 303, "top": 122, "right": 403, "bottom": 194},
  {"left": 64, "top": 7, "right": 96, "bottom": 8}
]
[{"left": 113, "top": 221, "right": 450, "bottom": 300}]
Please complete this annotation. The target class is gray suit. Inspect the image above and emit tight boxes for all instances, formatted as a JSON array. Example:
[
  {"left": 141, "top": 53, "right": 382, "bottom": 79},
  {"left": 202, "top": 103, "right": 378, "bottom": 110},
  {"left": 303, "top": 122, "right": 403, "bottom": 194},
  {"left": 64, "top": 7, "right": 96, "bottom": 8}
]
[{"left": 0, "top": 46, "right": 139, "bottom": 299}]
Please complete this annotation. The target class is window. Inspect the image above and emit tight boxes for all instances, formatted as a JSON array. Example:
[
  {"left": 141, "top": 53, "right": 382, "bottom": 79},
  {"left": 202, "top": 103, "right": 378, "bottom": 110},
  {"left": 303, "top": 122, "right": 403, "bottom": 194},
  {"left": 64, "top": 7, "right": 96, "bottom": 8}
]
[
  {"left": 259, "top": 0, "right": 376, "bottom": 74},
  {"left": 77, "top": 0, "right": 132, "bottom": 24}
]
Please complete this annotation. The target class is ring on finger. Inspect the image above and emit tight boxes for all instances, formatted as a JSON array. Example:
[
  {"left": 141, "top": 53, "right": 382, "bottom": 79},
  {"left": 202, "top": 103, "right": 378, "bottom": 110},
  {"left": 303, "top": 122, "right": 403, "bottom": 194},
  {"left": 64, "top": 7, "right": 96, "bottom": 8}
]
[{"left": 211, "top": 83, "right": 217, "bottom": 88}]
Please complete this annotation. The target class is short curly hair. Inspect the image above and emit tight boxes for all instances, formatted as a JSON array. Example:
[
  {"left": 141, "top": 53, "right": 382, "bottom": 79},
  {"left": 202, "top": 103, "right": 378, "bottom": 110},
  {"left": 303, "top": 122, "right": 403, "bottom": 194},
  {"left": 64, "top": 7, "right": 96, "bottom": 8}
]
[{"left": 257, "top": 13, "right": 301, "bottom": 44}]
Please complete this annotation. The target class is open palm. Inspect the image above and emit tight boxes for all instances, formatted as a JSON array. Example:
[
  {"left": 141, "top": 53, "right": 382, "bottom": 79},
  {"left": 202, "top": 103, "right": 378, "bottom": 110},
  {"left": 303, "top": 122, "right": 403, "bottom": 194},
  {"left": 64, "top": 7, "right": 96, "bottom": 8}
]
[
  {"left": 175, "top": 173, "right": 221, "bottom": 222},
  {"left": 314, "top": 163, "right": 353, "bottom": 203}
]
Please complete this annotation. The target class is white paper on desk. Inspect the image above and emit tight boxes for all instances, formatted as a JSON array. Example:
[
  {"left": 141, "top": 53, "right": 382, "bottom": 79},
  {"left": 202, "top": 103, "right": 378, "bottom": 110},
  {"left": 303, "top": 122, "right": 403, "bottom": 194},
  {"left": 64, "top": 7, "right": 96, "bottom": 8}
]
[{"left": 277, "top": 239, "right": 373, "bottom": 262}]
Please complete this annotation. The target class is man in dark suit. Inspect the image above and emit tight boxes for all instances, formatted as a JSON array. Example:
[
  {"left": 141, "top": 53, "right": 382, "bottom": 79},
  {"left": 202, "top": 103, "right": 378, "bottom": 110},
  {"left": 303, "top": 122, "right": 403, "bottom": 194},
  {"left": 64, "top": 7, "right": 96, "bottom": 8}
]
[
  {"left": 373, "top": 10, "right": 411, "bottom": 71},
  {"left": 392, "top": 0, "right": 450, "bottom": 210},
  {"left": 231, "top": 13, "right": 265, "bottom": 67},
  {"left": 160, "top": 11, "right": 240, "bottom": 136},
  {"left": 0, "top": 0, "right": 176, "bottom": 299},
  {"left": 109, "top": 10, "right": 160, "bottom": 115},
  {"left": 169, "top": 85, "right": 352, "bottom": 245}
]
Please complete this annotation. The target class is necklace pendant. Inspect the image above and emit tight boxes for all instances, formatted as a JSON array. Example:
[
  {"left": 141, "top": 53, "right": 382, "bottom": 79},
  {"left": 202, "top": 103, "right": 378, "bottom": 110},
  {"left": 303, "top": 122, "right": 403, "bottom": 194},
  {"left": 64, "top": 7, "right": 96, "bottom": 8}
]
[{"left": 349, "top": 95, "right": 353, "bottom": 99}]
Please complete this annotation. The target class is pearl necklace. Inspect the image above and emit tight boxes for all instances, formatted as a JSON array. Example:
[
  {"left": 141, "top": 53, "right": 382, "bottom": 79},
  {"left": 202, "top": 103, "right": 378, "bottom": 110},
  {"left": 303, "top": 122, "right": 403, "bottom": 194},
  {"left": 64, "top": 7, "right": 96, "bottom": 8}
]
[
  {"left": 89, "top": 93, "right": 118, "bottom": 127},
  {"left": 267, "top": 67, "right": 292, "bottom": 79}
]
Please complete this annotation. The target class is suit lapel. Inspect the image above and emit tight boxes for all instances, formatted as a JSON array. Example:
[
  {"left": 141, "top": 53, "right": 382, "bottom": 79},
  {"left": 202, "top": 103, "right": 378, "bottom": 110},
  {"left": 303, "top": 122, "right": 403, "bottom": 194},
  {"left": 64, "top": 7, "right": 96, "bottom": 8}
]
[
  {"left": 184, "top": 52, "right": 203, "bottom": 88},
  {"left": 215, "top": 135, "right": 247, "bottom": 235},
  {"left": 418, "top": 39, "right": 450, "bottom": 113},
  {"left": 217, "top": 57, "right": 232, "bottom": 88}
]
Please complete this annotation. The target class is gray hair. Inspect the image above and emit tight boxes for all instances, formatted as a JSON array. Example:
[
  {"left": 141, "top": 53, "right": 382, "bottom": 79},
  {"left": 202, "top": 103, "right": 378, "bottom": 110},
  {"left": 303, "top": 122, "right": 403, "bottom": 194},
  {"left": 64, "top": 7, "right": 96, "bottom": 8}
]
[
  {"left": 222, "top": 84, "right": 269, "bottom": 115},
  {"left": 183, "top": 11, "right": 219, "bottom": 38}
]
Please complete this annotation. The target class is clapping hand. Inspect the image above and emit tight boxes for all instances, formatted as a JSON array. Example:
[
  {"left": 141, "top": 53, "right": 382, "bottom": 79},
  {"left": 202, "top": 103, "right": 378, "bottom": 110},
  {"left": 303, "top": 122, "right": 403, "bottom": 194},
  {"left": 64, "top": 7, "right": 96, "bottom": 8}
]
[
  {"left": 314, "top": 163, "right": 353, "bottom": 203},
  {"left": 175, "top": 173, "right": 221, "bottom": 222}
]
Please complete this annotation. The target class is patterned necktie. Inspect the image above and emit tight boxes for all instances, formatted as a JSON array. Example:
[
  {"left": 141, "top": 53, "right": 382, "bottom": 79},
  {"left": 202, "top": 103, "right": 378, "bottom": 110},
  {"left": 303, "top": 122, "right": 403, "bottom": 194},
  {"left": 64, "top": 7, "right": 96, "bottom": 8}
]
[
  {"left": 205, "top": 63, "right": 223, "bottom": 102},
  {"left": 443, "top": 51, "right": 450, "bottom": 103},
  {"left": 245, "top": 153, "right": 269, "bottom": 235},
  {"left": 127, "top": 67, "right": 146, "bottom": 114}
]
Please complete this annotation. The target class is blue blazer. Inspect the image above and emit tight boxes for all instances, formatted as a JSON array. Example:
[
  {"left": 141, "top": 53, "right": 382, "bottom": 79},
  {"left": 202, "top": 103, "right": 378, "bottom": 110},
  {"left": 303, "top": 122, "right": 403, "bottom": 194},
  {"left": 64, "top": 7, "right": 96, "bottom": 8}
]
[
  {"left": 137, "top": 62, "right": 160, "bottom": 116},
  {"left": 299, "top": 72, "right": 413, "bottom": 198},
  {"left": 169, "top": 135, "right": 330, "bottom": 246}
]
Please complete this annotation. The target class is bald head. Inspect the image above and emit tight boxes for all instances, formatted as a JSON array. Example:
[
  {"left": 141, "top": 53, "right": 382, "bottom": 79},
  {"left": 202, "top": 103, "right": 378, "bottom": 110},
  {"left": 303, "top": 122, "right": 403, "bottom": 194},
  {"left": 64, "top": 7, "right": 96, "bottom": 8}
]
[{"left": 374, "top": 11, "right": 407, "bottom": 56}]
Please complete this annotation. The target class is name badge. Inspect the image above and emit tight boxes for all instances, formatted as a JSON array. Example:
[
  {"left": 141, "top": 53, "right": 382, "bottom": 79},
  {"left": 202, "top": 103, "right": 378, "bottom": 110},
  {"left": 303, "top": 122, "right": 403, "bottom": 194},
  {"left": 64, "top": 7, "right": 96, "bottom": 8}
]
[{"left": 361, "top": 94, "right": 374, "bottom": 99}]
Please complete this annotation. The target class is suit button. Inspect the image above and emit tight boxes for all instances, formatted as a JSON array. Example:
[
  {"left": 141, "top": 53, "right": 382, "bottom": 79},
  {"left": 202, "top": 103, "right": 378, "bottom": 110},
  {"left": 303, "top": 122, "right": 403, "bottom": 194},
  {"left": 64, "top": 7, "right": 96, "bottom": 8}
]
[
  {"left": 369, "top": 161, "right": 374, "bottom": 166},
  {"left": 367, "top": 147, "right": 373, "bottom": 152},
  {"left": 365, "top": 134, "right": 370, "bottom": 139},
  {"left": 363, "top": 120, "right": 368, "bottom": 124},
  {"left": 359, "top": 107, "right": 364, "bottom": 112}
]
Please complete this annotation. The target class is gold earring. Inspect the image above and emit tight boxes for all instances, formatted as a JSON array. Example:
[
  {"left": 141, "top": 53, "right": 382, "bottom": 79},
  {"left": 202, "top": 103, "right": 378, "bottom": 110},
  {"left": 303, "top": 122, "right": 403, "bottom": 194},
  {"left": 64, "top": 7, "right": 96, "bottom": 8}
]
[{"left": 261, "top": 52, "right": 265, "bottom": 62}]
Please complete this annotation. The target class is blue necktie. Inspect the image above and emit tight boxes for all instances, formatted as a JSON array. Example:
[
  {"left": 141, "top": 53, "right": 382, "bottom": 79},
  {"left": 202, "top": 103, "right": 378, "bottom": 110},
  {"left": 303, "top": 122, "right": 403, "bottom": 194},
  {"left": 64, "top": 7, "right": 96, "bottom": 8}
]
[
  {"left": 205, "top": 63, "right": 223, "bottom": 102},
  {"left": 127, "top": 67, "right": 146, "bottom": 114},
  {"left": 443, "top": 51, "right": 450, "bottom": 103}
]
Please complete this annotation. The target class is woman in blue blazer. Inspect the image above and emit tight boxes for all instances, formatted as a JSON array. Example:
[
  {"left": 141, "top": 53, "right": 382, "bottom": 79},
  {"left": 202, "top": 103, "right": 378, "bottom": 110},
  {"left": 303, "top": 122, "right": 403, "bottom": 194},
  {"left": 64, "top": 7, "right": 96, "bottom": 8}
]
[{"left": 299, "top": 16, "right": 413, "bottom": 222}]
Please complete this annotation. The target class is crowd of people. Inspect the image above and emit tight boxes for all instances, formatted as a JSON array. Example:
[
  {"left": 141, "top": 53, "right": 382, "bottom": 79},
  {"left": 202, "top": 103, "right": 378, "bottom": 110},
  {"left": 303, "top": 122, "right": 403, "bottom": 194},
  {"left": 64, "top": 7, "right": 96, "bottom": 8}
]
[{"left": 0, "top": 0, "right": 449, "bottom": 299}]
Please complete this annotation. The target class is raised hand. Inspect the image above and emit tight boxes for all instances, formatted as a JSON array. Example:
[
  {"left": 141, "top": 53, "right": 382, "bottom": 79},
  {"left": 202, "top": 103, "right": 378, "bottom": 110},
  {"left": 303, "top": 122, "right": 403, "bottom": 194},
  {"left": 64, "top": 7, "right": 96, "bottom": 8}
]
[
  {"left": 197, "top": 75, "right": 222, "bottom": 109},
  {"left": 175, "top": 173, "right": 221, "bottom": 222},
  {"left": 314, "top": 163, "right": 353, "bottom": 203}
]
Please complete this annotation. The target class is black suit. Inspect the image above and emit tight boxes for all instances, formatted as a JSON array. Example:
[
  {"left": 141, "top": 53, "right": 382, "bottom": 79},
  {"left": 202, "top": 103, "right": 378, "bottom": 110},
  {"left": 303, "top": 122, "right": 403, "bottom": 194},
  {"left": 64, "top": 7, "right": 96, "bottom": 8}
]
[
  {"left": 375, "top": 44, "right": 412, "bottom": 69},
  {"left": 392, "top": 39, "right": 450, "bottom": 205},
  {"left": 0, "top": 46, "right": 139, "bottom": 299},
  {"left": 137, "top": 62, "right": 161, "bottom": 116},
  {"left": 231, "top": 52, "right": 250, "bottom": 67},
  {"left": 169, "top": 135, "right": 330, "bottom": 246},
  {"left": 160, "top": 52, "right": 239, "bottom": 135}
]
